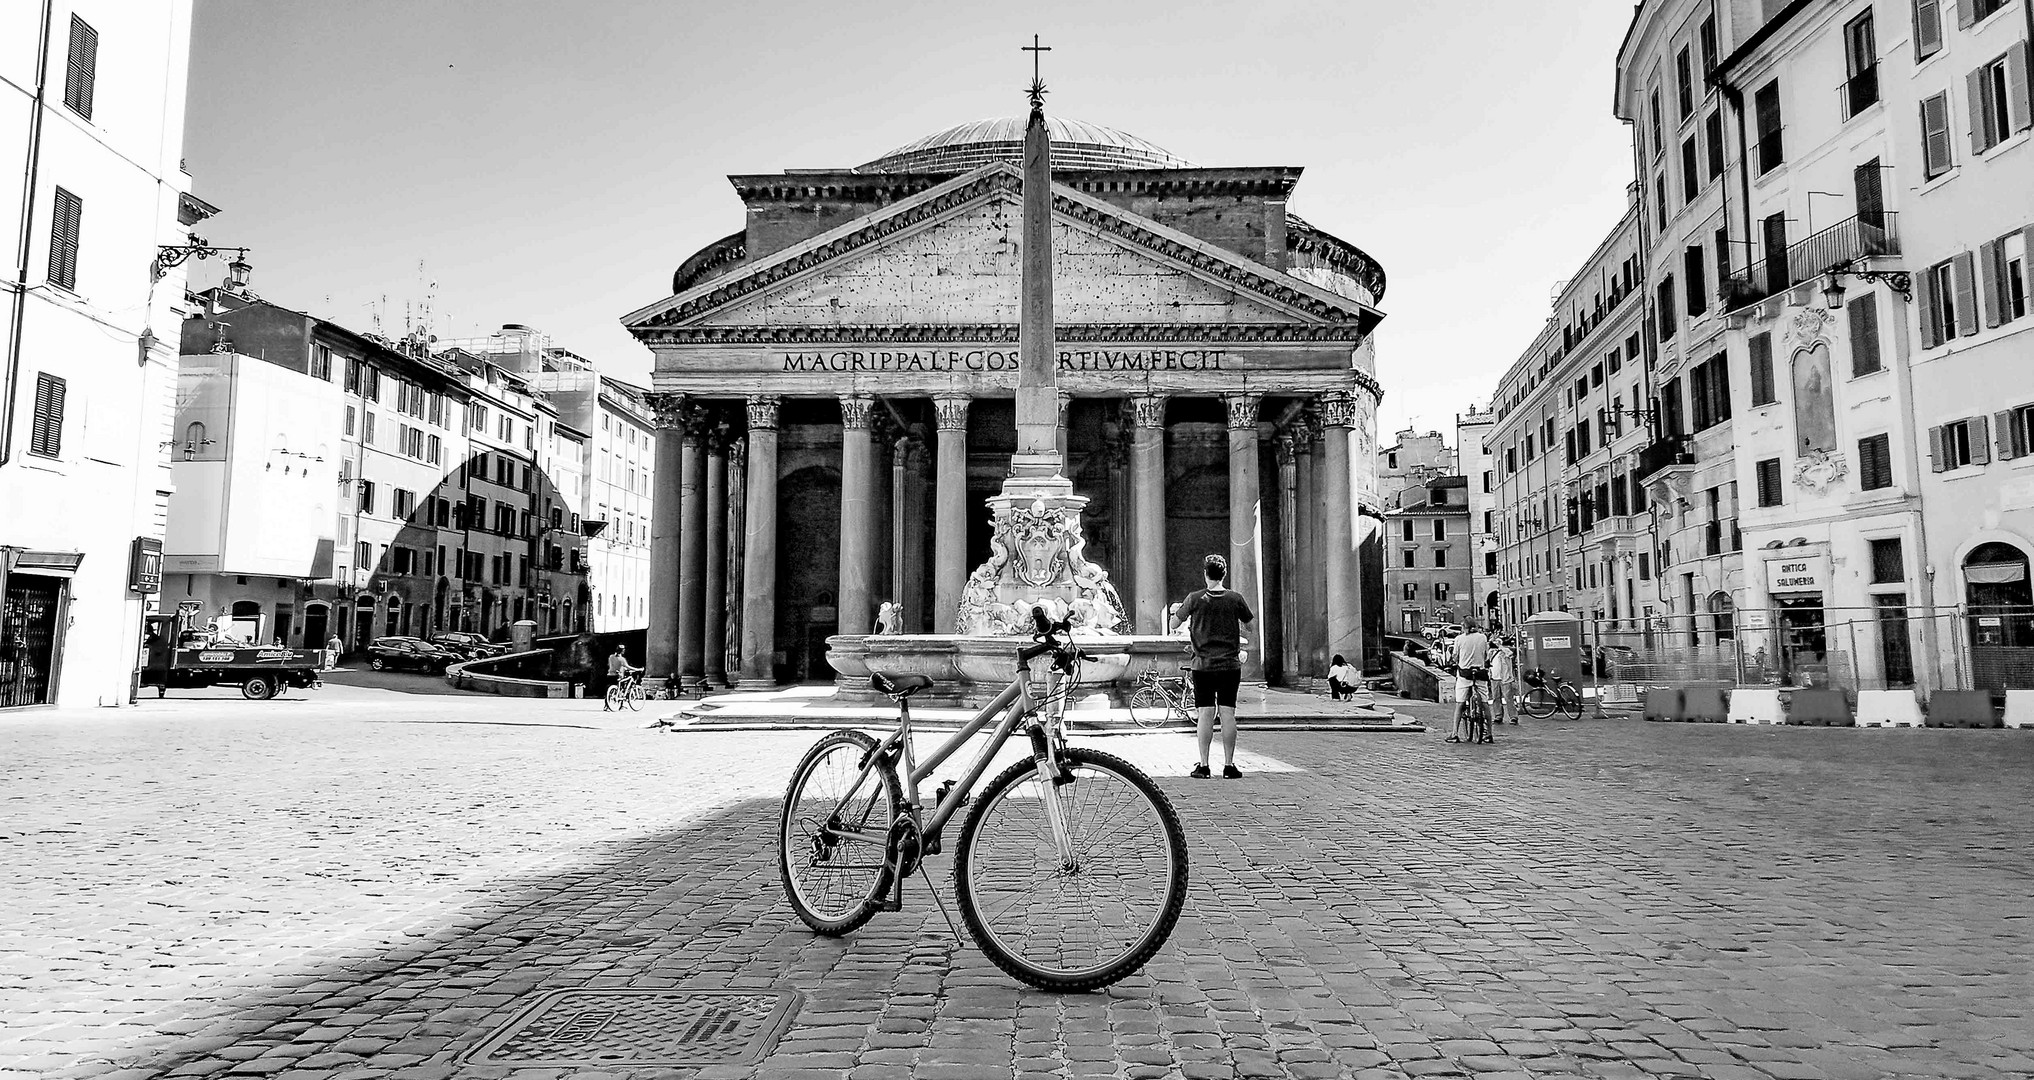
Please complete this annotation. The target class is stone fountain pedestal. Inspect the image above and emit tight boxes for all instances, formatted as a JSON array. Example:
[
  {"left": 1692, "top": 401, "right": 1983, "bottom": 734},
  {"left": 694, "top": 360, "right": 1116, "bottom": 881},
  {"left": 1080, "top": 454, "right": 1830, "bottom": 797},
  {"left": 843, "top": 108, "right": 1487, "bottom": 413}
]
[{"left": 825, "top": 632, "right": 1190, "bottom": 709}]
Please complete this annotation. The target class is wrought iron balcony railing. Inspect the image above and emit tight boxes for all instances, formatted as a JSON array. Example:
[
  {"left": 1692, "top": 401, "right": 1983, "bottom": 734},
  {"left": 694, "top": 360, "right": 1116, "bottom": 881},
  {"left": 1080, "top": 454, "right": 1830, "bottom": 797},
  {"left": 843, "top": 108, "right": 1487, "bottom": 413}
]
[
  {"left": 1636, "top": 435, "right": 1695, "bottom": 482},
  {"left": 1718, "top": 212, "right": 1900, "bottom": 312},
  {"left": 1841, "top": 66, "right": 1880, "bottom": 118}
]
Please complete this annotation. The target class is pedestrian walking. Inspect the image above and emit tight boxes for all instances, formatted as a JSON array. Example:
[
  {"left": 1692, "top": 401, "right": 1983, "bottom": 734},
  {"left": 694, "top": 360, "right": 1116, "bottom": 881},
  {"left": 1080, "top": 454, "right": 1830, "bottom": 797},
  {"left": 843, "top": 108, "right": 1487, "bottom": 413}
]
[
  {"left": 1327, "top": 654, "right": 1360, "bottom": 701},
  {"left": 1489, "top": 633, "right": 1521, "bottom": 725},
  {"left": 325, "top": 634, "right": 342, "bottom": 671},
  {"left": 1447, "top": 620, "right": 1492, "bottom": 743},
  {"left": 1178, "top": 553, "right": 1253, "bottom": 779}
]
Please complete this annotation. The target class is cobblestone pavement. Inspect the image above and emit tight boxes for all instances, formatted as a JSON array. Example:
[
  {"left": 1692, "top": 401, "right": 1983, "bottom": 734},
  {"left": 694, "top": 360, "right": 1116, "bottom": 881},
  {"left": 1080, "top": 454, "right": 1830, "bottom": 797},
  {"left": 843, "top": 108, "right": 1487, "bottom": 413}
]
[{"left": 5, "top": 686, "right": 2033, "bottom": 1079}]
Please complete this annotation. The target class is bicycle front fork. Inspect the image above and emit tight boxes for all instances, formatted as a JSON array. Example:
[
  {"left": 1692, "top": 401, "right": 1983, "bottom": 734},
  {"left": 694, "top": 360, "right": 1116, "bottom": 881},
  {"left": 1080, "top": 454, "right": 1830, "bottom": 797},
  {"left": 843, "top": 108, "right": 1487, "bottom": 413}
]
[{"left": 1026, "top": 723, "right": 1079, "bottom": 870}]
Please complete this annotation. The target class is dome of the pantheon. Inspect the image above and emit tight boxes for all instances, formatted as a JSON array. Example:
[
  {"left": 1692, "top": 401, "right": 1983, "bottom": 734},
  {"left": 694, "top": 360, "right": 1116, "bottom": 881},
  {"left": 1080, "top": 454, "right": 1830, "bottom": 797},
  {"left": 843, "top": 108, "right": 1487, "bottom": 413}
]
[{"left": 858, "top": 116, "right": 1194, "bottom": 173}]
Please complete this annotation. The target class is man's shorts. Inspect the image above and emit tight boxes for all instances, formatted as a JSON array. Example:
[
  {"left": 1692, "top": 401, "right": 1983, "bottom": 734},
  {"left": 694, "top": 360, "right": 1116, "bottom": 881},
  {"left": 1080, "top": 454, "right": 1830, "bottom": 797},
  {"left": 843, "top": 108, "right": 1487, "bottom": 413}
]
[
  {"left": 1455, "top": 674, "right": 1488, "bottom": 699},
  {"left": 1191, "top": 667, "right": 1243, "bottom": 708}
]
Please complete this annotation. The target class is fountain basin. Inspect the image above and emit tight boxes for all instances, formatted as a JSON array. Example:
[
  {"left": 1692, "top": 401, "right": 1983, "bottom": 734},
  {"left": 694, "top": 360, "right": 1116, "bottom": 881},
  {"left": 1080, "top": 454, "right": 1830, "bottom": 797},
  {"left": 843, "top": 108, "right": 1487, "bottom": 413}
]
[{"left": 827, "top": 633, "right": 1189, "bottom": 708}]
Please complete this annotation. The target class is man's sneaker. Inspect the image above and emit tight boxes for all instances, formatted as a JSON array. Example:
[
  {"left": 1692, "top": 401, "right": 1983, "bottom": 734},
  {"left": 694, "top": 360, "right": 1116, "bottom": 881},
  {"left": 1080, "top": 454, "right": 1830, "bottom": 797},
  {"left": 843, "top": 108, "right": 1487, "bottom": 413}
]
[
  {"left": 1189, "top": 763, "right": 1211, "bottom": 779},
  {"left": 1222, "top": 764, "right": 1243, "bottom": 779}
]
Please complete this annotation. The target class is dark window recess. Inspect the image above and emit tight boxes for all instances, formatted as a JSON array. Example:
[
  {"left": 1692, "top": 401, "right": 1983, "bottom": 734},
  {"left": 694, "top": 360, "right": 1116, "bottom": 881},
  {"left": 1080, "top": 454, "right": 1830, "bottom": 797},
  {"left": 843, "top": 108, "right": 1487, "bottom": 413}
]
[
  {"left": 1657, "top": 275, "right": 1677, "bottom": 341},
  {"left": 1681, "top": 137, "right": 1699, "bottom": 202},
  {"left": 48, "top": 187, "right": 81, "bottom": 291},
  {"left": 1869, "top": 536, "right": 1904, "bottom": 584},
  {"left": 1755, "top": 458, "right": 1783, "bottom": 507},
  {"left": 1855, "top": 159, "right": 1886, "bottom": 230},
  {"left": 29, "top": 373, "right": 65, "bottom": 457},
  {"left": 1705, "top": 111, "right": 1725, "bottom": 179},
  {"left": 1849, "top": 297, "right": 1882, "bottom": 376},
  {"left": 1859, "top": 433, "right": 1894, "bottom": 490},
  {"left": 1762, "top": 212, "right": 1790, "bottom": 293},
  {"left": 1843, "top": 12, "right": 1878, "bottom": 117},
  {"left": 63, "top": 15, "right": 97, "bottom": 120},
  {"left": 1690, "top": 354, "right": 1733, "bottom": 431},
  {"left": 1749, "top": 332, "right": 1776, "bottom": 405},
  {"left": 1685, "top": 244, "right": 1707, "bottom": 316},
  {"left": 1715, "top": 225, "right": 1732, "bottom": 285},
  {"left": 1677, "top": 46, "right": 1695, "bottom": 118},
  {"left": 1700, "top": 16, "right": 1719, "bottom": 78},
  {"left": 1753, "top": 79, "right": 1784, "bottom": 174}
]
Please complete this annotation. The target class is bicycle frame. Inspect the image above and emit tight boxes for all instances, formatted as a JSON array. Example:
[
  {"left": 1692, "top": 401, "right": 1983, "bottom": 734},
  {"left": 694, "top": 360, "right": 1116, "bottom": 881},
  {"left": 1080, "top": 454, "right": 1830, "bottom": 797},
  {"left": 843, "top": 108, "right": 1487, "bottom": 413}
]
[{"left": 822, "top": 661, "right": 1074, "bottom": 858}]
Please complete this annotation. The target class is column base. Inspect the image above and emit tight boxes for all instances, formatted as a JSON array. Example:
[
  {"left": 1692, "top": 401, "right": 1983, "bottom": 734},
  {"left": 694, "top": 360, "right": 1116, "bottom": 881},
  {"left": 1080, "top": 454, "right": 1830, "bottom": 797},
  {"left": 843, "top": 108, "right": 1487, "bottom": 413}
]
[
  {"left": 733, "top": 677, "right": 782, "bottom": 692},
  {"left": 679, "top": 676, "right": 710, "bottom": 696}
]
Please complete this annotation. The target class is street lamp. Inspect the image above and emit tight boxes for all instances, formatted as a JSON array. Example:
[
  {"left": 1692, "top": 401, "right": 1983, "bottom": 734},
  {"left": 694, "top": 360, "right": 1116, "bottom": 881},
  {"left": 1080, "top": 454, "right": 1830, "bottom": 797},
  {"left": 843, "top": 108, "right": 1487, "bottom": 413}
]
[
  {"left": 1820, "top": 259, "right": 1913, "bottom": 306},
  {"left": 153, "top": 235, "right": 250, "bottom": 283}
]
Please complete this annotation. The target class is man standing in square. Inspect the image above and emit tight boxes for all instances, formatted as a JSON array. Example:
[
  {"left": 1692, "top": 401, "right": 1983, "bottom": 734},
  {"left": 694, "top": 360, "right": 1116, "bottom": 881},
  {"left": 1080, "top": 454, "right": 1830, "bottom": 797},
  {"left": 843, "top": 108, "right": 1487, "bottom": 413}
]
[{"left": 1179, "top": 554, "right": 1254, "bottom": 779}]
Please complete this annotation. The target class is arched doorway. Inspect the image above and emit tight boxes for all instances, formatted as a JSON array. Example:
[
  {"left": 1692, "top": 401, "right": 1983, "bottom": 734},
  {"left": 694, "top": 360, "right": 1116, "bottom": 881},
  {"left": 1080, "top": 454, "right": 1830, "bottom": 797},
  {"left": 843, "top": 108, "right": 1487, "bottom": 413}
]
[{"left": 1964, "top": 542, "right": 2033, "bottom": 692}]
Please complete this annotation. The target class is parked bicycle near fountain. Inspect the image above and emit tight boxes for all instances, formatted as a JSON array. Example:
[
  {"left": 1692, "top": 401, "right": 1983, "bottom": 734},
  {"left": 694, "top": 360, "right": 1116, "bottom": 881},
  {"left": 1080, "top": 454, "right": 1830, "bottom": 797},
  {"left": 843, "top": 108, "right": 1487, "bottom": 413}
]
[{"left": 778, "top": 607, "right": 1189, "bottom": 992}]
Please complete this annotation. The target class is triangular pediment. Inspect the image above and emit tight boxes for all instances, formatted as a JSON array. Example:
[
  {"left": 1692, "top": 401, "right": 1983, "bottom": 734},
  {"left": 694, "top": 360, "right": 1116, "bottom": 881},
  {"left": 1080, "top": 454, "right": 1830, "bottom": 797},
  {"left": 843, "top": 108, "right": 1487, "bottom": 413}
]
[{"left": 623, "top": 162, "right": 1379, "bottom": 341}]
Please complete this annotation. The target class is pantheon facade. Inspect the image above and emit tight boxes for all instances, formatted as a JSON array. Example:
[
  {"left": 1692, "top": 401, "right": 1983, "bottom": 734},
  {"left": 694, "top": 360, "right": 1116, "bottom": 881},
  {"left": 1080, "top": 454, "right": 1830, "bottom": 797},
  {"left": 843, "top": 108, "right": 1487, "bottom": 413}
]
[{"left": 623, "top": 116, "right": 1388, "bottom": 689}]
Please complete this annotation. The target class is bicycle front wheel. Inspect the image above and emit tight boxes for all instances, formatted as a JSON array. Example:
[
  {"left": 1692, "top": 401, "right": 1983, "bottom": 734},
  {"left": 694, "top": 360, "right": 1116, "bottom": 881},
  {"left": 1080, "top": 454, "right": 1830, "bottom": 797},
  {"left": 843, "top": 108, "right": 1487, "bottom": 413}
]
[
  {"left": 1521, "top": 686, "right": 1557, "bottom": 718},
  {"left": 1558, "top": 684, "right": 1583, "bottom": 720},
  {"left": 780, "top": 730, "right": 901, "bottom": 936},
  {"left": 1126, "top": 687, "right": 1169, "bottom": 728},
  {"left": 954, "top": 747, "right": 1188, "bottom": 992},
  {"left": 626, "top": 684, "right": 645, "bottom": 711}
]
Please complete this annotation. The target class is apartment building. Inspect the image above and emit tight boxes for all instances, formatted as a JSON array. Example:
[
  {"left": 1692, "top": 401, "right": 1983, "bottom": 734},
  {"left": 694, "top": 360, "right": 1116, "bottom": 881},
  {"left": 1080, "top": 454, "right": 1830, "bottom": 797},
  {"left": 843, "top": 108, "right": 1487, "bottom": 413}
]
[
  {"left": 1456, "top": 405, "right": 1499, "bottom": 625},
  {"left": 436, "top": 326, "right": 655, "bottom": 633},
  {"left": 1375, "top": 427, "right": 1456, "bottom": 507},
  {"left": 1, "top": 1, "right": 198, "bottom": 707},
  {"left": 1383, "top": 476, "right": 1473, "bottom": 634},
  {"left": 1488, "top": 206, "right": 1653, "bottom": 636}
]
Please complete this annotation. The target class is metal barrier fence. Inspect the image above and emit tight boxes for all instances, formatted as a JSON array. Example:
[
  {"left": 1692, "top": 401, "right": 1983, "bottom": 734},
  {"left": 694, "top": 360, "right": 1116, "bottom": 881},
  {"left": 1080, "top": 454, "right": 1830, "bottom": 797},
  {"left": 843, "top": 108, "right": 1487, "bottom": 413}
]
[{"left": 1556, "top": 605, "right": 2034, "bottom": 711}]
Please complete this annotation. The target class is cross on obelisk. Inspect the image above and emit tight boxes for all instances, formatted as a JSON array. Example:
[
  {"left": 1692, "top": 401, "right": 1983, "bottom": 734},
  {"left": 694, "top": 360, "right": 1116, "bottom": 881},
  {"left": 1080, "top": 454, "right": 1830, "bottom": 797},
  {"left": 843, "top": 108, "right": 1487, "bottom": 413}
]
[{"left": 1011, "top": 33, "right": 1060, "bottom": 474}]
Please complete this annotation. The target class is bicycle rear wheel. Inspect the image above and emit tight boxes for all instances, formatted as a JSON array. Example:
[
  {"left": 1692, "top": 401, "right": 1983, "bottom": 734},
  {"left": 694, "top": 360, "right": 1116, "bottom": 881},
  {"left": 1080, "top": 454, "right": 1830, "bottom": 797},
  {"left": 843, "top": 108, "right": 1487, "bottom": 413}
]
[
  {"left": 603, "top": 684, "right": 623, "bottom": 711},
  {"left": 1521, "top": 686, "right": 1557, "bottom": 718},
  {"left": 1126, "top": 686, "right": 1169, "bottom": 728},
  {"left": 779, "top": 730, "right": 901, "bottom": 935},
  {"left": 954, "top": 747, "right": 1187, "bottom": 991}
]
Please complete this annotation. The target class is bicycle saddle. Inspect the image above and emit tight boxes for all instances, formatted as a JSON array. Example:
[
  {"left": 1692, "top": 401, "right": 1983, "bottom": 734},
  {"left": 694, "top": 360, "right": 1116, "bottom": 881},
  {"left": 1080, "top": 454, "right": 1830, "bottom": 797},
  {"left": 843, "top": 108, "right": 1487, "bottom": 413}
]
[{"left": 871, "top": 672, "right": 933, "bottom": 697}]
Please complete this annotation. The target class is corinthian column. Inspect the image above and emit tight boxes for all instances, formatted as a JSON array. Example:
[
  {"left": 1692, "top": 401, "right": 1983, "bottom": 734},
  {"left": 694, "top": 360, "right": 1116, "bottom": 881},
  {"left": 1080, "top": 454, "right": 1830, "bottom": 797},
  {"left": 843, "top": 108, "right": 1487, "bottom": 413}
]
[
  {"left": 838, "top": 395, "right": 877, "bottom": 637},
  {"left": 1321, "top": 391, "right": 1360, "bottom": 672},
  {"left": 738, "top": 396, "right": 780, "bottom": 688},
  {"left": 932, "top": 396, "right": 970, "bottom": 634},
  {"left": 1130, "top": 395, "right": 1168, "bottom": 633},
  {"left": 1293, "top": 413, "right": 1321, "bottom": 677},
  {"left": 1226, "top": 393, "right": 1265, "bottom": 682},
  {"left": 894, "top": 433, "right": 928, "bottom": 631},
  {"left": 644, "top": 393, "right": 687, "bottom": 690},
  {"left": 678, "top": 411, "right": 708, "bottom": 693},
  {"left": 1277, "top": 428, "right": 1302, "bottom": 683},
  {"left": 703, "top": 422, "right": 729, "bottom": 689}
]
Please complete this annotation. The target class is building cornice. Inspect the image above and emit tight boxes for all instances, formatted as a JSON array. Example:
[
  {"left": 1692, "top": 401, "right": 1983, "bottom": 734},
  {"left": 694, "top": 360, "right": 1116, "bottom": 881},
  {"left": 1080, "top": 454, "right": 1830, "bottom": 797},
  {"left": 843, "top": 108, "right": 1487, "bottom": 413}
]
[{"left": 631, "top": 322, "right": 1373, "bottom": 345}]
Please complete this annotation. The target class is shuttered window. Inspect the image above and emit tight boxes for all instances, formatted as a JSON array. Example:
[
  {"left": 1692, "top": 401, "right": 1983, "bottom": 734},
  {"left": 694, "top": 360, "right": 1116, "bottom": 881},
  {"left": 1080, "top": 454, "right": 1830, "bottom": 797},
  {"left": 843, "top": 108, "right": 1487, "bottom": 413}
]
[
  {"left": 1762, "top": 213, "right": 1791, "bottom": 292},
  {"left": 1849, "top": 296, "right": 1882, "bottom": 376},
  {"left": 1705, "top": 111, "right": 1725, "bottom": 179},
  {"left": 1914, "top": 0, "right": 1942, "bottom": 61},
  {"left": 1749, "top": 332, "right": 1776, "bottom": 405},
  {"left": 29, "top": 373, "right": 65, "bottom": 457},
  {"left": 63, "top": 15, "right": 96, "bottom": 120},
  {"left": 1753, "top": 80, "right": 1784, "bottom": 174},
  {"left": 48, "top": 187, "right": 81, "bottom": 290},
  {"left": 1858, "top": 434, "right": 1893, "bottom": 490},
  {"left": 1755, "top": 458, "right": 1783, "bottom": 507},
  {"left": 1996, "top": 403, "right": 2034, "bottom": 460},
  {"left": 1920, "top": 92, "right": 1953, "bottom": 179}
]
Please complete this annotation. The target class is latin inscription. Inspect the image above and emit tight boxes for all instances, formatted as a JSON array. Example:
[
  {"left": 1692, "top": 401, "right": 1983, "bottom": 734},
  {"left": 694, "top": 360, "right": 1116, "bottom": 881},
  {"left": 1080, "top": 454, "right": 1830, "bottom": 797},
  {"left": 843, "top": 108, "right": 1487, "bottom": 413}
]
[{"left": 780, "top": 348, "right": 1226, "bottom": 374}]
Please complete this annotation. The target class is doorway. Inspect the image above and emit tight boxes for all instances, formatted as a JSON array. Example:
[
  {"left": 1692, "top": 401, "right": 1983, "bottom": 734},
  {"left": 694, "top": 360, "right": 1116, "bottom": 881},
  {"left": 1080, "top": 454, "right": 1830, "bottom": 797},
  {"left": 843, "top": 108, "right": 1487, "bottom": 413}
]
[
  {"left": 1775, "top": 596, "right": 1827, "bottom": 687},
  {"left": 302, "top": 604, "right": 329, "bottom": 652},
  {"left": 1, "top": 574, "right": 65, "bottom": 707}
]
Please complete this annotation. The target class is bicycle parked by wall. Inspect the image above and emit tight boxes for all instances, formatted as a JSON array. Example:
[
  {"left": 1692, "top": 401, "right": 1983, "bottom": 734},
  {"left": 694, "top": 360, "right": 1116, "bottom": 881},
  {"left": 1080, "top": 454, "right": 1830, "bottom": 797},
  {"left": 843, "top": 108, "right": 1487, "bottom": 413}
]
[
  {"left": 1126, "top": 663, "right": 1195, "bottom": 728},
  {"left": 778, "top": 608, "right": 1189, "bottom": 991},
  {"left": 1521, "top": 668, "right": 1582, "bottom": 719}
]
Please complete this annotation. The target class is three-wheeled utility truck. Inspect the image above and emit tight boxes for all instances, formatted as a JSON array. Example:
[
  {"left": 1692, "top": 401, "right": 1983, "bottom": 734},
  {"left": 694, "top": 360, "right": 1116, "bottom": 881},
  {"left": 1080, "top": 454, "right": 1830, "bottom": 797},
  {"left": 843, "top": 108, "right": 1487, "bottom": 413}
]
[{"left": 139, "top": 611, "right": 323, "bottom": 700}]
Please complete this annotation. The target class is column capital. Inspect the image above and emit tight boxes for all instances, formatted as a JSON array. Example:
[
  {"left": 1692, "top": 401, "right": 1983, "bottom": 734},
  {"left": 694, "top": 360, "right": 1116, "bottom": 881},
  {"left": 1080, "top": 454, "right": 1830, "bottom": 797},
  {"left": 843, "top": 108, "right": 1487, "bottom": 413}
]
[
  {"left": 646, "top": 392, "right": 690, "bottom": 430},
  {"left": 933, "top": 395, "right": 971, "bottom": 432},
  {"left": 895, "top": 434, "right": 930, "bottom": 471},
  {"left": 1320, "top": 391, "right": 1357, "bottom": 428},
  {"left": 727, "top": 434, "right": 748, "bottom": 469},
  {"left": 1130, "top": 395, "right": 1168, "bottom": 429},
  {"left": 745, "top": 395, "right": 781, "bottom": 431},
  {"left": 1224, "top": 392, "right": 1262, "bottom": 431},
  {"left": 1278, "top": 425, "right": 1312, "bottom": 459},
  {"left": 839, "top": 394, "right": 876, "bottom": 431}
]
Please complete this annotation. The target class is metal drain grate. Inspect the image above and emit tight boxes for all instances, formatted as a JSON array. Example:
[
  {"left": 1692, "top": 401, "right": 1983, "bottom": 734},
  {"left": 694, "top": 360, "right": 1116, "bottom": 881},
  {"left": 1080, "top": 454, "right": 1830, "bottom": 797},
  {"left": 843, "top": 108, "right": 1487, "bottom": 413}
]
[{"left": 461, "top": 988, "right": 802, "bottom": 1067}]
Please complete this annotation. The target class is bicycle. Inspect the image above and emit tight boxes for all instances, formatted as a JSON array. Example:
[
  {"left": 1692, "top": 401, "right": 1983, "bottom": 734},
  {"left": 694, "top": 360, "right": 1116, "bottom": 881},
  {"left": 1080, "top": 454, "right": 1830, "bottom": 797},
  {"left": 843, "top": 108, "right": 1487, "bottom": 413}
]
[
  {"left": 1126, "top": 663, "right": 1194, "bottom": 728},
  {"left": 1521, "top": 668, "right": 1582, "bottom": 720},
  {"left": 778, "top": 608, "right": 1189, "bottom": 992},
  {"left": 1447, "top": 671, "right": 1495, "bottom": 745},
  {"left": 604, "top": 670, "right": 644, "bottom": 712}
]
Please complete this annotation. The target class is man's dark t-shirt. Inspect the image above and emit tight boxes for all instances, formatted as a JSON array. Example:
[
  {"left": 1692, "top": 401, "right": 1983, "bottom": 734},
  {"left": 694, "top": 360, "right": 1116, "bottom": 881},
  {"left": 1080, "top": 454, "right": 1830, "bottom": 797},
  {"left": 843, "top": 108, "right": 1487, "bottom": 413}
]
[{"left": 1180, "top": 588, "right": 1254, "bottom": 671}]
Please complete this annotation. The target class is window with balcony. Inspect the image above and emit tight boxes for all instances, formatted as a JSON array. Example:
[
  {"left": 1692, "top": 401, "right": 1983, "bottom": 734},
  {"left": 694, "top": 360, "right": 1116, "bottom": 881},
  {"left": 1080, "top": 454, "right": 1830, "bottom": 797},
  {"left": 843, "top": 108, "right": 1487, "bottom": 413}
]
[
  {"left": 1843, "top": 11, "right": 1879, "bottom": 118},
  {"left": 1753, "top": 80, "right": 1784, "bottom": 174}
]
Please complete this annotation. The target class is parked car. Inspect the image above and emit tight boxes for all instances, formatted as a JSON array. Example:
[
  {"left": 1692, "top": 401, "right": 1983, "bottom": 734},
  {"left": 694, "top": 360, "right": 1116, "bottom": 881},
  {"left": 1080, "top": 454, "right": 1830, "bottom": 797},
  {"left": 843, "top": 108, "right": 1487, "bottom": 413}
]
[
  {"left": 1421, "top": 622, "right": 1465, "bottom": 641},
  {"left": 367, "top": 637, "right": 455, "bottom": 673},
  {"left": 431, "top": 632, "right": 501, "bottom": 660},
  {"left": 1580, "top": 644, "right": 1640, "bottom": 677}
]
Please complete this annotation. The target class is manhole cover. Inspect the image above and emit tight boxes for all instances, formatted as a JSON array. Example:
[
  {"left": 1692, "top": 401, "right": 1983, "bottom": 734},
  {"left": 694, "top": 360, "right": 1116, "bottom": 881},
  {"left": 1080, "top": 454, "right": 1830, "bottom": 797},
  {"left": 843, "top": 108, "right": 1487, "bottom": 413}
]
[{"left": 461, "top": 988, "right": 802, "bottom": 1067}]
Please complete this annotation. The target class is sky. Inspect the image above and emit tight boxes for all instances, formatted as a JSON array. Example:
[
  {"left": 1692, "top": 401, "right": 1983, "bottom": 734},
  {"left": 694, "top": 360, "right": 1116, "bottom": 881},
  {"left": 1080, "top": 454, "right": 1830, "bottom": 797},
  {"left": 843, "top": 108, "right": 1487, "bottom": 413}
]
[{"left": 184, "top": 0, "right": 1641, "bottom": 441}]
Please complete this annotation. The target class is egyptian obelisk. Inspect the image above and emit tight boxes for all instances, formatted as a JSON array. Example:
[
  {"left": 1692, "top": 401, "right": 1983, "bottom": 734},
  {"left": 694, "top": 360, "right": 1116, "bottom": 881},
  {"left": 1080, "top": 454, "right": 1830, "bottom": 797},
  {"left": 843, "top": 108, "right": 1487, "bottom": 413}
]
[{"left": 953, "top": 47, "right": 1128, "bottom": 636}]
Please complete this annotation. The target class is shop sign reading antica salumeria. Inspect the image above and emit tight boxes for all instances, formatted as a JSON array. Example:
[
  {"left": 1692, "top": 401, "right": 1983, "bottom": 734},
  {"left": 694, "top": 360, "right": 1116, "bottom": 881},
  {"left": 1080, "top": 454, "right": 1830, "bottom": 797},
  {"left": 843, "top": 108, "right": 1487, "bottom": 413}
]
[{"left": 777, "top": 347, "right": 1229, "bottom": 374}]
